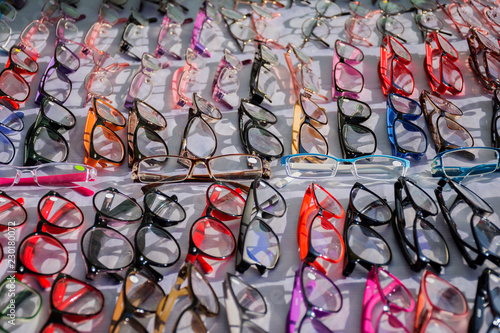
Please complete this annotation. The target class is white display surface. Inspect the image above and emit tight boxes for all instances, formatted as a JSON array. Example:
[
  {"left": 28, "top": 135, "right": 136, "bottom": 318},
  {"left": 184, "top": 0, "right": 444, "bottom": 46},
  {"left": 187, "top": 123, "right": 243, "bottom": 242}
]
[{"left": 0, "top": 0, "right": 497, "bottom": 332}]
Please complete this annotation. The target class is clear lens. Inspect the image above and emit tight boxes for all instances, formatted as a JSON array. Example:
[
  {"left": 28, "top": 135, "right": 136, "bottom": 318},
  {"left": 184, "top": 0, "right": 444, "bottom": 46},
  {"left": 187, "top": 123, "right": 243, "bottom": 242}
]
[
  {"left": 42, "top": 68, "right": 71, "bottom": 102},
  {"left": 438, "top": 148, "right": 499, "bottom": 178},
  {"left": 95, "top": 99, "right": 126, "bottom": 127},
  {"left": 82, "top": 227, "right": 134, "bottom": 270},
  {"left": 32, "top": 126, "right": 67, "bottom": 163},
  {"left": 242, "top": 219, "right": 279, "bottom": 268},
  {"left": 209, "top": 155, "right": 263, "bottom": 182},
  {"left": 0, "top": 279, "right": 40, "bottom": 320},
  {"left": 309, "top": 216, "right": 343, "bottom": 262},
  {"left": 39, "top": 193, "right": 82, "bottom": 229},
  {"left": 184, "top": 117, "right": 216, "bottom": 158},
  {"left": 301, "top": 265, "right": 342, "bottom": 312},
  {"left": 137, "top": 156, "right": 191, "bottom": 183},
  {"left": 424, "top": 274, "right": 467, "bottom": 314},
  {"left": 192, "top": 217, "right": 235, "bottom": 258},
  {"left": 55, "top": 44, "right": 79, "bottom": 72},
  {"left": 91, "top": 125, "right": 124, "bottom": 164},
  {"left": 43, "top": 99, "right": 75, "bottom": 127},
  {"left": 0, "top": 69, "right": 29, "bottom": 101},
  {"left": 135, "top": 127, "right": 168, "bottom": 157},
  {"left": 255, "top": 179, "right": 285, "bottom": 217},
  {"left": 11, "top": 47, "right": 37, "bottom": 73},
  {"left": 246, "top": 126, "right": 283, "bottom": 158},
  {"left": 339, "top": 98, "right": 371, "bottom": 118},
  {"left": 299, "top": 123, "right": 328, "bottom": 154},
  {"left": 285, "top": 154, "right": 338, "bottom": 179},
  {"left": 0, "top": 193, "right": 26, "bottom": 228},
  {"left": 94, "top": 189, "right": 142, "bottom": 221},
  {"left": 207, "top": 183, "right": 245, "bottom": 216},
  {"left": 351, "top": 186, "right": 391, "bottom": 222},
  {"left": 352, "top": 156, "right": 408, "bottom": 180},
  {"left": 313, "top": 183, "right": 343, "bottom": 216},
  {"left": 19, "top": 234, "right": 67, "bottom": 275},
  {"left": 347, "top": 224, "right": 390, "bottom": 264},
  {"left": 145, "top": 191, "right": 185, "bottom": 223},
  {"left": 52, "top": 276, "right": 103, "bottom": 316},
  {"left": 190, "top": 264, "right": 218, "bottom": 314}
]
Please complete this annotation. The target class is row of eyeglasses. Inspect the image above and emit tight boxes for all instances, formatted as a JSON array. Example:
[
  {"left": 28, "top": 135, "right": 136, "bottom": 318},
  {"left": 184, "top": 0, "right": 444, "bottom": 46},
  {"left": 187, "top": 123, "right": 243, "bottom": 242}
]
[{"left": 1, "top": 170, "right": 499, "bottom": 332}]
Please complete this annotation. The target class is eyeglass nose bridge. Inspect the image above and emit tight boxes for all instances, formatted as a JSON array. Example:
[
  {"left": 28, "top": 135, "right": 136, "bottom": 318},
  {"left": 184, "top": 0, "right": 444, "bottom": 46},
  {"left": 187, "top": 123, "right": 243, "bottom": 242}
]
[{"left": 12, "top": 168, "right": 37, "bottom": 185}]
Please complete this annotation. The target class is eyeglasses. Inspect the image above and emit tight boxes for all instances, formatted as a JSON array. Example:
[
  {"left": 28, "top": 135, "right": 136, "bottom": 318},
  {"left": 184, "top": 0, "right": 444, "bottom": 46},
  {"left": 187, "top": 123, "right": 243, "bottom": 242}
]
[
  {"left": 362, "top": 266, "right": 414, "bottom": 333},
  {"left": 280, "top": 153, "right": 410, "bottom": 183},
  {"left": 415, "top": 270, "right": 469, "bottom": 332},
  {"left": 342, "top": 183, "right": 393, "bottom": 276},
  {"left": 470, "top": 268, "right": 500, "bottom": 333},
  {"left": 337, "top": 97, "right": 376, "bottom": 159},
  {"left": 0, "top": 276, "right": 42, "bottom": 328},
  {"left": 415, "top": 11, "right": 452, "bottom": 40},
  {"left": 236, "top": 177, "right": 286, "bottom": 274},
  {"left": 132, "top": 154, "right": 265, "bottom": 190},
  {"left": 0, "top": 45, "right": 38, "bottom": 110},
  {"left": 467, "top": 29, "right": 500, "bottom": 92},
  {"left": 424, "top": 31, "right": 463, "bottom": 94},
  {"left": 376, "top": 0, "right": 415, "bottom": 43},
  {"left": 284, "top": 43, "right": 328, "bottom": 102},
  {"left": 109, "top": 268, "right": 165, "bottom": 333},
  {"left": 292, "top": 93, "right": 329, "bottom": 155},
  {"left": 39, "top": 274, "right": 104, "bottom": 333},
  {"left": 470, "top": 0, "right": 500, "bottom": 37},
  {"left": 435, "top": 177, "right": 500, "bottom": 268},
  {"left": 386, "top": 92, "right": 428, "bottom": 159},
  {"left": 81, "top": 188, "right": 143, "bottom": 281},
  {"left": 83, "top": 51, "right": 129, "bottom": 107},
  {"left": 184, "top": 181, "right": 247, "bottom": 274},
  {"left": 84, "top": 97, "right": 126, "bottom": 168},
  {"left": 233, "top": 0, "right": 286, "bottom": 8},
  {"left": 224, "top": 273, "right": 267, "bottom": 333},
  {"left": 172, "top": 47, "right": 206, "bottom": 109},
  {"left": 220, "top": 5, "right": 282, "bottom": 54},
  {"left": 212, "top": 48, "right": 250, "bottom": 108},
  {"left": 298, "top": 182, "right": 345, "bottom": 274},
  {"left": 23, "top": 97, "right": 76, "bottom": 166},
  {"left": 393, "top": 176, "right": 449, "bottom": 272},
  {"left": 0, "top": 162, "right": 97, "bottom": 196},
  {"left": 55, "top": 18, "right": 91, "bottom": 56},
  {"left": 0, "top": 190, "right": 27, "bottom": 231},
  {"left": 0, "top": 102, "right": 24, "bottom": 164},
  {"left": 239, "top": 99, "right": 283, "bottom": 163},
  {"left": 34, "top": 42, "right": 79, "bottom": 105},
  {"left": 286, "top": 263, "right": 342, "bottom": 333},
  {"left": 16, "top": 191, "right": 84, "bottom": 289},
  {"left": 300, "top": 0, "right": 349, "bottom": 48},
  {"left": 127, "top": 98, "right": 168, "bottom": 168},
  {"left": 191, "top": 0, "right": 220, "bottom": 58},
  {"left": 332, "top": 39, "right": 364, "bottom": 101},
  {"left": 249, "top": 43, "right": 279, "bottom": 104},
  {"left": 178, "top": 93, "right": 221, "bottom": 160},
  {"left": 125, "top": 53, "right": 170, "bottom": 109},
  {"left": 345, "top": 1, "right": 379, "bottom": 47},
  {"left": 420, "top": 90, "right": 473, "bottom": 153},
  {"left": 378, "top": 35, "right": 414, "bottom": 97},
  {"left": 155, "top": 3, "right": 193, "bottom": 60},
  {"left": 155, "top": 262, "right": 219, "bottom": 333},
  {"left": 441, "top": 0, "right": 488, "bottom": 39},
  {"left": 120, "top": 8, "right": 158, "bottom": 61},
  {"left": 430, "top": 147, "right": 500, "bottom": 179}
]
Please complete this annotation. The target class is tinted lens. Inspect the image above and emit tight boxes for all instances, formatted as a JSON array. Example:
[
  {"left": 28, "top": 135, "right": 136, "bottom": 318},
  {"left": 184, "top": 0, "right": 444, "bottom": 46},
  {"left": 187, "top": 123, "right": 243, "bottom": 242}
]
[
  {"left": 301, "top": 96, "right": 327, "bottom": 125},
  {"left": 136, "top": 225, "right": 180, "bottom": 266},
  {"left": 19, "top": 234, "right": 68, "bottom": 275},
  {"left": 125, "top": 270, "right": 165, "bottom": 312},
  {"left": 51, "top": 276, "right": 103, "bottom": 317},
  {"left": 191, "top": 217, "right": 235, "bottom": 258},
  {"left": 207, "top": 183, "right": 246, "bottom": 216},
  {"left": 416, "top": 12, "right": 444, "bottom": 32},
  {"left": 94, "top": 189, "right": 142, "bottom": 221},
  {"left": 82, "top": 227, "right": 134, "bottom": 270}
]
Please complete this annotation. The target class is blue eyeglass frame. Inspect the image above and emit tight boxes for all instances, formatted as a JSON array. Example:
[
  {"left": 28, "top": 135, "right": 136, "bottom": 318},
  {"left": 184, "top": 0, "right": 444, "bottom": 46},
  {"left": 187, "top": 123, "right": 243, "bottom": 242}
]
[
  {"left": 431, "top": 147, "right": 500, "bottom": 179},
  {"left": 386, "top": 92, "right": 428, "bottom": 160},
  {"left": 280, "top": 152, "right": 410, "bottom": 180}
]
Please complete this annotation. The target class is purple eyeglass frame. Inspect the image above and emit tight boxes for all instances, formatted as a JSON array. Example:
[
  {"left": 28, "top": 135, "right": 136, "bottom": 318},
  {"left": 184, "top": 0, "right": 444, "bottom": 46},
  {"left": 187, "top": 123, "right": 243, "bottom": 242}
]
[
  {"left": 286, "top": 263, "right": 342, "bottom": 333},
  {"left": 190, "top": 1, "right": 220, "bottom": 58}
]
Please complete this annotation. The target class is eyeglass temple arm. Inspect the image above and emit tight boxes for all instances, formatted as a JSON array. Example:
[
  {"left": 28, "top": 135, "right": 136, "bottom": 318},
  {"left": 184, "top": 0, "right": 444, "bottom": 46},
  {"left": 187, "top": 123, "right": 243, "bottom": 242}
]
[
  {"left": 155, "top": 278, "right": 189, "bottom": 332},
  {"left": 0, "top": 174, "right": 95, "bottom": 196}
]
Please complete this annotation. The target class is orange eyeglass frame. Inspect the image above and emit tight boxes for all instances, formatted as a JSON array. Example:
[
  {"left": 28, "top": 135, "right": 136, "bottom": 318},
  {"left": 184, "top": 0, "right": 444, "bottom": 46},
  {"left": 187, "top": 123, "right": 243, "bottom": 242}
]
[{"left": 298, "top": 182, "right": 345, "bottom": 274}]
